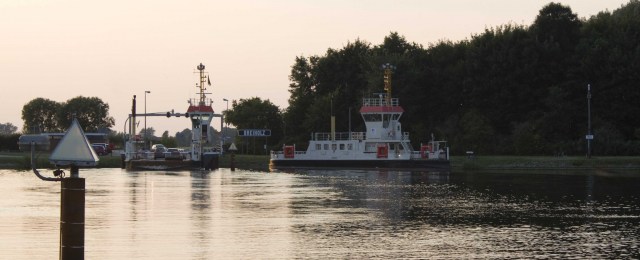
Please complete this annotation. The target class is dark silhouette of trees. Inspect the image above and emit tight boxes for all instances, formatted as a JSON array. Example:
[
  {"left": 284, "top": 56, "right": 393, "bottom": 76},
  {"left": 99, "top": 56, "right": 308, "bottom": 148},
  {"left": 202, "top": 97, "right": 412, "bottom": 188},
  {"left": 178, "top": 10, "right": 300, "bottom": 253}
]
[
  {"left": 0, "top": 122, "right": 18, "bottom": 135},
  {"left": 22, "top": 96, "right": 114, "bottom": 133},
  {"left": 225, "top": 97, "right": 283, "bottom": 154},
  {"left": 21, "top": 98, "right": 62, "bottom": 133},
  {"left": 282, "top": 2, "right": 640, "bottom": 156}
]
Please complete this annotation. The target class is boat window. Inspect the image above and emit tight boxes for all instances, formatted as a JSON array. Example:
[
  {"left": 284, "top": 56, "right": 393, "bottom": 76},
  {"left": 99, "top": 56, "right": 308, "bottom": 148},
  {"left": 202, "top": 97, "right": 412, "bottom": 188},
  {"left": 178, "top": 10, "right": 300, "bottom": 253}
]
[
  {"left": 331, "top": 144, "right": 337, "bottom": 150},
  {"left": 323, "top": 144, "right": 329, "bottom": 150},
  {"left": 392, "top": 114, "right": 400, "bottom": 120},
  {"left": 339, "top": 144, "right": 345, "bottom": 150},
  {"left": 383, "top": 114, "right": 391, "bottom": 128},
  {"left": 362, "top": 114, "right": 382, "bottom": 122},
  {"left": 365, "top": 143, "right": 376, "bottom": 152},
  {"left": 316, "top": 144, "right": 321, "bottom": 150},
  {"left": 347, "top": 144, "right": 353, "bottom": 150}
]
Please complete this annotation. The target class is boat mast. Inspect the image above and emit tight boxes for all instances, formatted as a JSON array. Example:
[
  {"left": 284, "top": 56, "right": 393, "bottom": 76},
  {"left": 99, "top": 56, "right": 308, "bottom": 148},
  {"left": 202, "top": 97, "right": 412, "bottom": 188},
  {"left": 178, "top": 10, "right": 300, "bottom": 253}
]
[
  {"left": 382, "top": 63, "right": 395, "bottom": 105},
  {"left": 188, "top": 63, "right": 215, "bottom": 163},
  {"left": 197, "top": 63, "right": 207, "bottom": 106}
]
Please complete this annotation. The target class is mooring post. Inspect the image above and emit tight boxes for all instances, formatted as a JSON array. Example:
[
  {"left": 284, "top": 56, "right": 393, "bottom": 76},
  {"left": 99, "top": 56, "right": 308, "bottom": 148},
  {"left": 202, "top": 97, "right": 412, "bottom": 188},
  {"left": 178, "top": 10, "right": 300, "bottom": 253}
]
[
  {"left": 60, "top": 165, "right": 85, "bottom": 260},
  {"left": 21, "top": 118, "right": 95, "bottom": 260}
]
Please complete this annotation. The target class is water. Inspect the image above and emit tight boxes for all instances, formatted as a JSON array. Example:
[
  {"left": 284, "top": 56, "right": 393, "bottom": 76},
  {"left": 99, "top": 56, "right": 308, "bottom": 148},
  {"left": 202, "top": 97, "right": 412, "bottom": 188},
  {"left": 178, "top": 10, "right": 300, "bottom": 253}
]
[{"left": 1, "top": 168, "right": 639, "bottom": 259}]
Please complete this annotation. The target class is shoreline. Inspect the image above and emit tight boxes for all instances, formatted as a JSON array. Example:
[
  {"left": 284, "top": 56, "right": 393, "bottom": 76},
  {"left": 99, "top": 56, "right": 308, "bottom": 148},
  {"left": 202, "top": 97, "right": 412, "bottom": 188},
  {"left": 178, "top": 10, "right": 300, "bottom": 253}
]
[{"left": 2, "top": 152, "right": 639, "bottom": 172}]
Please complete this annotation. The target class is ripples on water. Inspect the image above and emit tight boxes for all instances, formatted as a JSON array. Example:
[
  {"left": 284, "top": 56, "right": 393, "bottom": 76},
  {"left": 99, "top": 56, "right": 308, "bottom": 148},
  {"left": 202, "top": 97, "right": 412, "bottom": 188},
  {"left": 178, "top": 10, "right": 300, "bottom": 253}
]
[{"left": 1, "top": 168, "right": 639, "bottom": 259}]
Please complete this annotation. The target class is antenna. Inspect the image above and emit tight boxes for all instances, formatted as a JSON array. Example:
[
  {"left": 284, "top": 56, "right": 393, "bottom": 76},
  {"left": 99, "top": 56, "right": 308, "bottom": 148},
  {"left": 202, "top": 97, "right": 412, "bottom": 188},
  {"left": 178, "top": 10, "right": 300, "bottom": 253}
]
[
  {"left": 196, "top": 63, "right": 207, "bottom": 105},
  {"left": 381, "top": 63, "right": 396, "bottom": 106}
]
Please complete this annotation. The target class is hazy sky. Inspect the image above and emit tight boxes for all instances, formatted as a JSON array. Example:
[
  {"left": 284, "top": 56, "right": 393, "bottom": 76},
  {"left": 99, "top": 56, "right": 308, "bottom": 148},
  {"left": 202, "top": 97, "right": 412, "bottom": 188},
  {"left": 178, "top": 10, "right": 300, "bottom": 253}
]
[{"left": 1, "top": 0, "right": 630, "bottom": 135}]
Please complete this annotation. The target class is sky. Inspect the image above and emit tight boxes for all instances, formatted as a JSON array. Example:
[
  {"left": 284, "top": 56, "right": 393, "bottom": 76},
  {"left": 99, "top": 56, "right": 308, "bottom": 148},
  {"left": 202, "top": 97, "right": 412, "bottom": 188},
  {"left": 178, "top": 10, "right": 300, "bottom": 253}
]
[{"left": 0, "top": 0, "right": 631, "bottom": 135}]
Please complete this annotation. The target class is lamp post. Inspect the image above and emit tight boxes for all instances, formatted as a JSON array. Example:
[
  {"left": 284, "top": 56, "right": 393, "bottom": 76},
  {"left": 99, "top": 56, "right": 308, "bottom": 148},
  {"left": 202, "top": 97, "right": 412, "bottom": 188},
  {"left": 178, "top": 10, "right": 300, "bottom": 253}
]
[
  {"left": 586, "top": 84, "right": 592, "bottom": 159},
  {"left": 223, "top": 98, "right": 229, "bottom": 146},
  {"left": 145, "top": 90, "right": 150, "bottom": 150}
]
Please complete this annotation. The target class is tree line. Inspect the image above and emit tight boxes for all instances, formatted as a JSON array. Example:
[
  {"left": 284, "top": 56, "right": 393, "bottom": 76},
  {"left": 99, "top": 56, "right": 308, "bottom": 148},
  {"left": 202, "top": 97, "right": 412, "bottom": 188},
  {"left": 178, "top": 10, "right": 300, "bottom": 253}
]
[
  {"left": 9, "top": 2, "right": 640, "bottom": 156},
  {"left": 21, "top": 96, "right": 115, "bottom": 133},
  {"left": 281, "top": 2, "right": 640, "bottom": 156}
]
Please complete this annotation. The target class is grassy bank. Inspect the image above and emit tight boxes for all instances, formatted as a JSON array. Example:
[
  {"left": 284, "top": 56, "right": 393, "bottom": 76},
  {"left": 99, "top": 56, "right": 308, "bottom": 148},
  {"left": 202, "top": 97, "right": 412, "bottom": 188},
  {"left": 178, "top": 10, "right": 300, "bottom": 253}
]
[
  {"left": 452, "top": 155, "right": 640, "bottom": 171},
  {"left": 0, "top": 152, "right": 271, "bottom": 171},
  {"left": 218, "top": 154, "right": 270, "bottom": 171},
  {"left": 2, "top": 151, "right": 639, "bottom": 172},
  {"left": 0, "top": 151, "right": 125, "bottom": 170}
]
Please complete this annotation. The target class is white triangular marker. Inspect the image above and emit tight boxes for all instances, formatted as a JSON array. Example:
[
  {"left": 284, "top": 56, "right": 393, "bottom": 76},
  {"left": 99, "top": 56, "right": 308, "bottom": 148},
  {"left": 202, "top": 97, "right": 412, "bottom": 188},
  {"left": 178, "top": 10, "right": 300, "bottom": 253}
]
[
  {"left": 49, "top": 119, "right": 99, "bottom": 167},
  {"left": 228, "top": 143, "right": 238, "bottom": 151}
]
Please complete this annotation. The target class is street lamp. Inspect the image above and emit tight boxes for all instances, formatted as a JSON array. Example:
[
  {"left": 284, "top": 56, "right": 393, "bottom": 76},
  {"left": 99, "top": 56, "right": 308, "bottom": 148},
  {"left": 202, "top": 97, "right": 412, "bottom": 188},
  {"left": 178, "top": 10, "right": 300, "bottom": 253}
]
[
  {"left": 586, "top": 84, "right": 592, "bottom": 159},
  {"left": 223, "top": 98, "right": 229, "bottom": 145},
  {"left": 145, "top": 90, "right": 150, "bottom": 150}
]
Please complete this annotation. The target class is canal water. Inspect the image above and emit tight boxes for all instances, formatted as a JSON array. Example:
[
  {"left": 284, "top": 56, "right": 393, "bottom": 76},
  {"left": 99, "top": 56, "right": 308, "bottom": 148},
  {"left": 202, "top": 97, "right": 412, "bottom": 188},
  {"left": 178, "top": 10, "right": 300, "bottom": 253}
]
[{"left": 1, "top": 168, "right": 639, "bottom": 259}]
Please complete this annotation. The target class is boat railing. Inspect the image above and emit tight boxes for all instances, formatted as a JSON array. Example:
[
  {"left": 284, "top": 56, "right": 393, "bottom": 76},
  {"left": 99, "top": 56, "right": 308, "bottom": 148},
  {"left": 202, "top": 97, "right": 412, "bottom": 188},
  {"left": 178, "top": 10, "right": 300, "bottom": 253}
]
[
  {"left": 270, "top": 150, "right": 306, "bottom": 159},
  {"left": 362, "top": 97, "right": 399, "bottom": 107},
  {"left": 351, "top": 132, "right": 366, "bottom": 140},
  {"left": 125, "top": 151, "right": 153, "bottom": 160},
  {"left": 312, "top": 132, "right": 366, "bottom": 141}
]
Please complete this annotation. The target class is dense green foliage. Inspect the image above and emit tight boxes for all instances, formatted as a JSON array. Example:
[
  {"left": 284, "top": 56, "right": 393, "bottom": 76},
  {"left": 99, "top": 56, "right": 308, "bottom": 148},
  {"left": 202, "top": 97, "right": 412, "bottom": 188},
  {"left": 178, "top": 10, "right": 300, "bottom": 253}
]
[
  {"left": 283, "top": 2, "right": 640, "bottom": 156},
  {"left": 225, "top": 97, "right": 283, "bottom": 154},
  {"left": 21, "top": 98, "right": 62, "bottom": 133},
  {"left": 0, "top": 122, "right": 19, "bottom": 151},
  {"left": 57, "top": 96, "right": 115, "bottom": 132},
  {"left": 0, "top": 133, "right": 20, "bottom": 151},
  {"left": 22, "top": 96, "right": 115, "bottom": 133},
  {"left": 0, "top": 122, "right": 18, "bottom": 135}
]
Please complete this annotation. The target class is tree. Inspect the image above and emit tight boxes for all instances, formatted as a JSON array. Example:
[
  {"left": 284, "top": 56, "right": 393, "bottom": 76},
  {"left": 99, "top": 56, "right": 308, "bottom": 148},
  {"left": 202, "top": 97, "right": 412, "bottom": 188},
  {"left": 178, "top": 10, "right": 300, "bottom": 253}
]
[
  {"left": 175, "top": 128, "right": 192, "bottom": 147},
  {"left": 160, "top": 130, "right": 177, "bottom": 148},
  {"left": 284, "top": 56, "right": 317, "bottom": 144},
  {"left": 277, "top": 2, "right": 640, "bottom": 156},
  {"left": 57, "top": 96, "right": 115, "bottom": 132},
  {"left": 139, "top": 127, "right": 156, "bottom": 139},
  {"left": 108, "top": 131, "right": 125, "bottom": 149},
  {"left": 0, "top": 122, "right": 18, "bottom": 135},
  {"left": 21, "top": 98, "right": 62, "bottom": 133},
  {"left": 460, "top": 109, "right": 496, "bottom": 154},
  {"left": 577, "top": 1, "right": 640, "bottom": 140},
  {"left": 531, "top": 2, "right": 581, "bottom": 51},
  {"left": 225, "top": 97, "right": 283, "bottom": 153}
]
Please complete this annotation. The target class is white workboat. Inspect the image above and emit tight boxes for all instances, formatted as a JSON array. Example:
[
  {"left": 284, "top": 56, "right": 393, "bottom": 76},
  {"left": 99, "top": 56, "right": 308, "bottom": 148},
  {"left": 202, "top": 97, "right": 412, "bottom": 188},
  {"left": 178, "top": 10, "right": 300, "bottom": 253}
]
[{"left": 270, "top": 64, "right": 450, "bottom": 170}]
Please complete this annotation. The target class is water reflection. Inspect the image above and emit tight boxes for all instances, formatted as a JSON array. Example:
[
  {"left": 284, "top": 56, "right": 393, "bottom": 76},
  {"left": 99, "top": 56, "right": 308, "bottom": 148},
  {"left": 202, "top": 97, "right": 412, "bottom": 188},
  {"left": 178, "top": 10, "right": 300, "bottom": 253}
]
[
  {"left": 1, "top": 168, "right": 639, "bottom": 259},
  {"left": 188, "top": 172, "right": 210, "bottom": 260}
]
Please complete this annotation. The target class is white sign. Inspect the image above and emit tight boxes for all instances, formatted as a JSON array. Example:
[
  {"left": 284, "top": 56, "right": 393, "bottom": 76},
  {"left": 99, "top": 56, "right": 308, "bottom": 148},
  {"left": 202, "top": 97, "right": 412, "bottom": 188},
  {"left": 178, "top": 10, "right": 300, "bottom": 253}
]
[
  {"left": 238, "top": 129, "right": 271, "bottom": 137},
  {"left": 585, "top": 135, "right": 594, "bottom": 140}
]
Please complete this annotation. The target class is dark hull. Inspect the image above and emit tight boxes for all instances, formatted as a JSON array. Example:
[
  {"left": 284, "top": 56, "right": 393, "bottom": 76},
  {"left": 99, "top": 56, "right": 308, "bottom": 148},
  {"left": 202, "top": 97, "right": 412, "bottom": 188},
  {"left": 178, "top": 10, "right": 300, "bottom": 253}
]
[
  {"left": 126, "top": 160, "right": 198, "bottom": 171},
  {"left": 270, "top": 159, "right": 450, "bottom": 170},
  {"left": 125, "top": 154, "right": 220, "bottom": 171}
]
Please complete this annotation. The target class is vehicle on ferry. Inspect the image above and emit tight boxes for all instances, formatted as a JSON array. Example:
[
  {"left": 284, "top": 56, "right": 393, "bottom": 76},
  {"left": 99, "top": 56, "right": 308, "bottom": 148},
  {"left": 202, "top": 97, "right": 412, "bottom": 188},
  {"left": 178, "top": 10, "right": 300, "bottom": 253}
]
[{"left": 270, "top": 64, "right": 450, "bottom": 170}]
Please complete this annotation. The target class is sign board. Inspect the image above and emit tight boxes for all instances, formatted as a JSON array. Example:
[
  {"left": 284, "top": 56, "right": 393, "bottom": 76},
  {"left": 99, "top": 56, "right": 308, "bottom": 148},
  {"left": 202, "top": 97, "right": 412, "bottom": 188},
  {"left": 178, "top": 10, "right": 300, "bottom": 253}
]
[
  {"left": 585, "top": 134, "right": 594, "bottom": 140},
  {"left": 238, "top": 129, "right": 271, "bottom": 137}
]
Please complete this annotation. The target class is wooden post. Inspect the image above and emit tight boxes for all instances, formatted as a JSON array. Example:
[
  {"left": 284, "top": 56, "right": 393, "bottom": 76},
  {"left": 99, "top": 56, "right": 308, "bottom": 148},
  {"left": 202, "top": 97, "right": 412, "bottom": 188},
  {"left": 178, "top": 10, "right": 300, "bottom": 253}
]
[{"left": 60, "top": 166, "right": 85, "bottom": 260}]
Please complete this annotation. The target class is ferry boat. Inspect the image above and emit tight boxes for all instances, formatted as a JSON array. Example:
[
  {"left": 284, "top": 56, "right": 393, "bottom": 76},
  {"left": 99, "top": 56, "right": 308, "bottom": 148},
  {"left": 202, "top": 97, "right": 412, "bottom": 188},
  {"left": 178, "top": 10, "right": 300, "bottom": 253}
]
[
  {"left": 270, "top": 64, "right": 450, "bottom": 170},
  {"left": 123, "top": 63, "right": 220, "bottom": 171}
]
